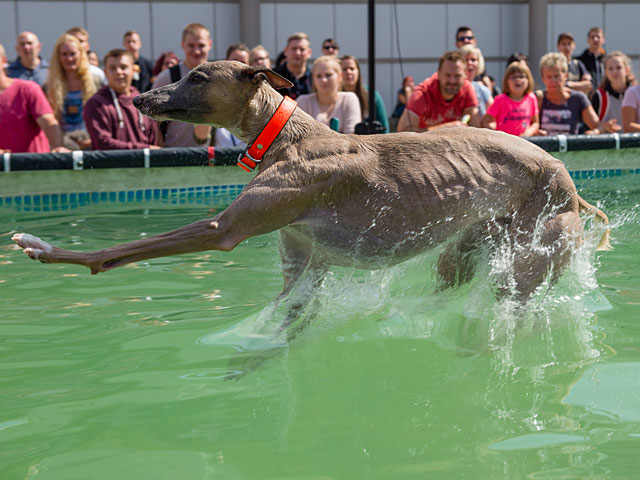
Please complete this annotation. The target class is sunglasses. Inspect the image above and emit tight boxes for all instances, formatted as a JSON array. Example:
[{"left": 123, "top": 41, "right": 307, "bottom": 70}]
[
  {"left": 457, "top": 35, "right": 474, "bottom": 42},
  {"left": 323, "top": 44, "right": 338, "bottom": 50}
]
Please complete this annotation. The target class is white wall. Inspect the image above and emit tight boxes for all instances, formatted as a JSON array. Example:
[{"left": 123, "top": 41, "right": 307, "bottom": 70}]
[{"left": 0, "top": 0, "right": 637, "bottom": 116}]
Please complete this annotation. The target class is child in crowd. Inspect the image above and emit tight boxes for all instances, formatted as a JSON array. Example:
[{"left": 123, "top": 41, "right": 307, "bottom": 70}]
[
  {"left": 536, "top": 52, "right": 600, "bottom": 136},
  {"left": 481, "top": 61, "right": 539, "bottom": 136},
  {"left": 591, "top": 51, "right": 635, "bottom": 133}
]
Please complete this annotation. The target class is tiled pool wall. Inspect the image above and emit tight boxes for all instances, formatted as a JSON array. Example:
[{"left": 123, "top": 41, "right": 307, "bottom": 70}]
[
  {"left": 0, "top": 184, "right": 247, "bottom": 212},
  {"left": 2, "top": 168, "right": 640, "bottom": 212}
]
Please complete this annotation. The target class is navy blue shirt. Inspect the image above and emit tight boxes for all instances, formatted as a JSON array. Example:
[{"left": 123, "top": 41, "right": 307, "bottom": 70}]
[
  {"left": 6, "top": 57, "right": 49, "bottom": 88},
  {"left": 273, "top": 63, "right": 312, "bottom": 99}
]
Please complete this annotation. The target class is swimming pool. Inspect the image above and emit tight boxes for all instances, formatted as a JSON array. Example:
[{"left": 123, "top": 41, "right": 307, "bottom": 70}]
[{"left": 1, "top": 147, "right": 639, "bottom": 478}]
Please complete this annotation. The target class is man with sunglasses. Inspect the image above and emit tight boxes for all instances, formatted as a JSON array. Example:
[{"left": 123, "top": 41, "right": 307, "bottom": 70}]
[
  {"left": 321, "top": 39, "right": 339, "bottom": 57},
  {"left": 455, "top": 26, "right": 476, "bottom": 49},
  {"left": 455, "top": 26, "right": 495, "bottom": 93}
]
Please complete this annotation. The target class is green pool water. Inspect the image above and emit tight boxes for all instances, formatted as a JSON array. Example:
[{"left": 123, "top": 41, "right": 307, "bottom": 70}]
[{"left": 1, "top": 174, "right": 639, "bottom": 479}]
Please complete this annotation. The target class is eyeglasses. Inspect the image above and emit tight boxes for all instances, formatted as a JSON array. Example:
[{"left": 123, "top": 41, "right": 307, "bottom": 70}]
[
  {"left": 323, "top": 45, "right": 338, "bottom": 50},
  {"left": 457, "top": 35, "right": 474, "bottom": 42}
]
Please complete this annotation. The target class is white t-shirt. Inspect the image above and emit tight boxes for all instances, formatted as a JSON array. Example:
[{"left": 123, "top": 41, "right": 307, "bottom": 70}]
[
  {"left": 296, "top": 91, "right": 362, "bottom": 133},
  {"left": 622, "top": 84, "right": 640, "bottom": 123},
  {"left": 89, "top": 64, "right": 107, "bottom": 86}
]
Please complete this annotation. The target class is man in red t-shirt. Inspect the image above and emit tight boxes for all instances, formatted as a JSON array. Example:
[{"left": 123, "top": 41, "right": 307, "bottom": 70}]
[
  {"left": 398, "top": 51, "right": 480, "bottom": 132},
  {"left": 0, "top": 43, "right": 68, "bottom": 154}
]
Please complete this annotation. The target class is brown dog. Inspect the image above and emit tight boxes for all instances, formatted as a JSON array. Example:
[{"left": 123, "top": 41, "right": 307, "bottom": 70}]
[{"left": 12, "top": 61, "right": 609, "bottom": 321}]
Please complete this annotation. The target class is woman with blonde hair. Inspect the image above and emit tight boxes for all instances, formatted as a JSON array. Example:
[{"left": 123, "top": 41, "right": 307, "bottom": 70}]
[
  {"left": 459, "top": 44, "right": 493, "bottom": 116},
  {"left": 46, "top": 33, "right": 101, "bottom": 149},
  {"left": 296, "top": 55, "right": 361, "bottom": 134}
]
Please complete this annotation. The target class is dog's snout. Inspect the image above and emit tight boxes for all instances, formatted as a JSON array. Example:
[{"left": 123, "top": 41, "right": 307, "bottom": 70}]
[{"left": 133, "top": 95, "right": 144, "bottom": 108}]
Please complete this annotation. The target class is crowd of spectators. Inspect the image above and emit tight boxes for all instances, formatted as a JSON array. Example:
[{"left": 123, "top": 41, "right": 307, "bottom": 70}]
[
  {"left": 3, "top": 23, "right": 640, "bottom": 155},
  {"left": 396, "top": 26, "right": 640, "bottom": 137}
]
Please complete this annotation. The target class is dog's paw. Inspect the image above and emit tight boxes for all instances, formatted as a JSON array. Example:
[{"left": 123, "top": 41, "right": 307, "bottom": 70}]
[{"left": 12, "top": 233, "right": 53, "bottom": 261}]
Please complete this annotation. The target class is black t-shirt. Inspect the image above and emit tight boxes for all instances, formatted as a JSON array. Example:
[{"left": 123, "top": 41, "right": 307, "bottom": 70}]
[
  {"left": 575, "top": 49, "right": 604, "bottom": 90},
  {"left": 133, "top": 56, "right": 154, "bottom": 93}
]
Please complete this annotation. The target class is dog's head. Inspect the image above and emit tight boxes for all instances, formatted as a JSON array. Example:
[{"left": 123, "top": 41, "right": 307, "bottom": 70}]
[{"left": 133, "top": 60, "right": 293, "bottom": 127}]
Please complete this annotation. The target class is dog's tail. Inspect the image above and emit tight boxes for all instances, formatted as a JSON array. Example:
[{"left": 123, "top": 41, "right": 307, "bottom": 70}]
[{"left": 577, "top": 194, "right": 612, "bottom": 251}]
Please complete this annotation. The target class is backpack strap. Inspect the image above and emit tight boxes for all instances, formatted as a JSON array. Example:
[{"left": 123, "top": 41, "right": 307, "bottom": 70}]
[
  {"left": 597, "top": 87, "right": 608, "bottom": 121},
  {"left": 169, "top": 64, "right": 182, "bottom": 84}
]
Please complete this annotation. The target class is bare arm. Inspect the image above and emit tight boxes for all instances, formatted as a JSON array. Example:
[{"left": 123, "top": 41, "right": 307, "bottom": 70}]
[
  {"left": 567, "top": 72, "right": 593, "bottom": 93},
  {"left": 465, "top": 106, "right": 481, "bottom": 128},
  {"left": 521, "top": 115, "right": 539, "bottom": 137},
  {"left": 582, "top": 105, "right": 601, "bottom": 133},
  {"left": 622, "top": 106, "right": 640, "bottom": 132},
  {"left": 397, "top": 109, "right": 426, "bottom": 133},
  {"left": 36, "top": 113, "right": 70, "bottom": 153},
  {"left": 481, "top": 113, "right": 496, "bottom": 130},
  {"left": 194, "top": 124, "right": 213, "bottom": 143}
]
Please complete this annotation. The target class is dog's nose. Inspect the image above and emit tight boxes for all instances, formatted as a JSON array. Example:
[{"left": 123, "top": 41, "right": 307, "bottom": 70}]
[{"left": 133, "top": 95, "right": 144, "bottom": 108}]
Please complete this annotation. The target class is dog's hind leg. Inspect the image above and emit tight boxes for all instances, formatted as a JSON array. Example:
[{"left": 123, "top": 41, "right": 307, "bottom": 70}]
[
  {"left": 504, "top": 181, "right": 582, "bottom": 300},
  {"left": 276, "top": 229, "right": 329, "bottom": 342},
  {"left": 437, "top": 219, "right": 509, "bottom": 289}
]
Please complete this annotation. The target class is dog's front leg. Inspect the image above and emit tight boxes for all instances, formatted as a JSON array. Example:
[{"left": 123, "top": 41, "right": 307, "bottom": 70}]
[
  {"left": 13, "top": 168, "right": 330, "bottom": 274},
  {"left": 12, "top": 213, "right": 245, "bottom": 274}
]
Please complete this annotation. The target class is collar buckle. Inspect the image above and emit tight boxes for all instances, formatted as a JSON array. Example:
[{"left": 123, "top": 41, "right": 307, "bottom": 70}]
[{"left": 237, "top": 149, "right": 260, "bottom": 172}]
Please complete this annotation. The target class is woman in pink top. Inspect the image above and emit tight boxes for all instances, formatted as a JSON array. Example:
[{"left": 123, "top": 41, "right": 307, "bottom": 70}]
[
  {"left": 481, "top": 61, "right": 539, "bottom": 137},
  {"left": 297, "top": 55, "right": 361, "bottom": 134}
]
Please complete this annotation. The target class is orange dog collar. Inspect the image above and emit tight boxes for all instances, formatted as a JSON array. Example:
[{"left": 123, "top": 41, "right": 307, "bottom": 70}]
[{"left": 237, "top": 96, "right": 298, "bottom": 172}]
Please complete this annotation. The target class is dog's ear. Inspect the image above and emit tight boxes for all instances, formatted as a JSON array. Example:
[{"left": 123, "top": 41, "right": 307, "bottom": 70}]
[{"left": 247, "top": 66, "right": 294, "bottom": 89}]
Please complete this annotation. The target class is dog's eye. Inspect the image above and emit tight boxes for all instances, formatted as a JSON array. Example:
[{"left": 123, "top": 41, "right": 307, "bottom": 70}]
[{"left": 189, "top": 73, "right": 206, "bottom": 84}]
